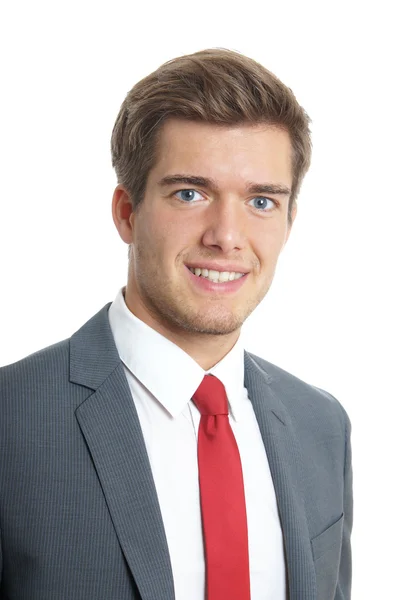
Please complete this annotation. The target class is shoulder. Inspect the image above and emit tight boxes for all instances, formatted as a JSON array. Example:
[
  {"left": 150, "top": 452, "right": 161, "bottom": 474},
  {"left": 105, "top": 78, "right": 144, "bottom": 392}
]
[
  {"left": 245, "top": 350, "right": 351, "bottom": 433},
  {"left": 0, "top": 302, "right": 113, "bottom": 394},
  {"left": 0, "top": 338, "right": 70, "bottom": 378},
  {"left": 0, "top": 338, "right": 72, "bottom": 403}
]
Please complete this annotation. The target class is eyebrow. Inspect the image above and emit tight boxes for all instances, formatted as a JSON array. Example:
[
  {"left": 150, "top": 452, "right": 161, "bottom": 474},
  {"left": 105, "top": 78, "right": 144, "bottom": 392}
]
[{"left": 157, "top": 174, "right": 291, "bottom": 197}]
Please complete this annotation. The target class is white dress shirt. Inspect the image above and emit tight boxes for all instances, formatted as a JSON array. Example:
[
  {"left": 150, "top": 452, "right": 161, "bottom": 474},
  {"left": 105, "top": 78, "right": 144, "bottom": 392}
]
[{"left": 108, "top": 287, "right": 287, "bottom": 599}]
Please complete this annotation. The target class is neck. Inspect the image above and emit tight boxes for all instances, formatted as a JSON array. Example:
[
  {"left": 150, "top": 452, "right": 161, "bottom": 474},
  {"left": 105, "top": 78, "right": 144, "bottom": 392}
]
[{"left": 123, "top": 287, "right": 240, "bottom": 371}]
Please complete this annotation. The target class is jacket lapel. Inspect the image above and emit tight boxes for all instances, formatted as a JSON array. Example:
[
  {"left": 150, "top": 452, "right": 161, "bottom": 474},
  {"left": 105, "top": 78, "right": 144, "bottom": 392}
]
[
  {"left": 244, "top": 351, "right": 317, "bottom": 600},
  {"left": 70, "top": 304, "right": 175, "bottom": 600},
  {"left": 69, "top": 302, "right": 317, "bottom": 600}
]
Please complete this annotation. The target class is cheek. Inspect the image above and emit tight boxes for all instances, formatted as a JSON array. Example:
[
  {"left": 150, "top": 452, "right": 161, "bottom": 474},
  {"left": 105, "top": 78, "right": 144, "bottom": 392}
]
[
  {"left": 156, "top": 214, "right": 199, "bottom": 252},
  {"left": 254, "top": 223, "right": 288, "bottom": 261},
  {"left": 135, "top": 208, "right": 168, "bottom": 248}
]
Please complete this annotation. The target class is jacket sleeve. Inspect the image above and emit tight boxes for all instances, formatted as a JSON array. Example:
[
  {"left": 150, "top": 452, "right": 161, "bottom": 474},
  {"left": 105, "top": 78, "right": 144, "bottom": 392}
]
[{"left": 335, "top": 407, "right": 353, "bottom": 599}]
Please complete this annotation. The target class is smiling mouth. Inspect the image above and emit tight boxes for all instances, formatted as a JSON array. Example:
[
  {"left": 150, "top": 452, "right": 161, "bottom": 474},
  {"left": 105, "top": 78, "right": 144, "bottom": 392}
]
[{"left": 187, "top": 267, "right": 245, "bottom": 283}]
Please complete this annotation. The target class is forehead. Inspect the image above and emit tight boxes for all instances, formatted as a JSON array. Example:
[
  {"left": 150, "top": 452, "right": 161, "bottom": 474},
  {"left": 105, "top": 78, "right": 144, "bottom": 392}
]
[{"left": 149, "top": 118, "right": 293, "bottom": 188}]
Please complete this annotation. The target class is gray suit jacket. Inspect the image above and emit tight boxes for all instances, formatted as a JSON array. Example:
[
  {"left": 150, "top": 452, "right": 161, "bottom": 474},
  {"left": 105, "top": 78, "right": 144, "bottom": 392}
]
[{"left": 0, "top": 303, "right": 353, "bottom": 600}]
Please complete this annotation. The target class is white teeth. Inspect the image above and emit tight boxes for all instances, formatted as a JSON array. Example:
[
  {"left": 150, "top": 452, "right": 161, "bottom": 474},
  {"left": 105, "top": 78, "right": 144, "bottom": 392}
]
[
  {"left": 219, "top": 271, "right": 230, "bottom": 283},
  {"left": 189, "top": 267, "right": 245, "bottom": 282},
  {"left": 208, "top": 270, "right": 219, "bottom": 282}
]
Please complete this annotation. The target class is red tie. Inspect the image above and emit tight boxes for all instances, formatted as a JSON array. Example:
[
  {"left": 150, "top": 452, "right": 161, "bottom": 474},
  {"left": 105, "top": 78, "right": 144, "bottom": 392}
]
[{"left": 192, "top": 374, "right": 251, "bottom": 600}]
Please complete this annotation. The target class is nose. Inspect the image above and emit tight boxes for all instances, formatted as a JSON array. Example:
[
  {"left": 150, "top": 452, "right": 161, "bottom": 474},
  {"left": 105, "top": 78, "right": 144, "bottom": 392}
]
[{"left": 201, "top": 197, "right": 246, "bottom": 254}]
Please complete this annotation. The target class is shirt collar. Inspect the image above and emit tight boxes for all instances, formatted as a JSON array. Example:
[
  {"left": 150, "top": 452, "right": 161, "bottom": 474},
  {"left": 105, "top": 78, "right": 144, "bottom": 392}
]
[{"left": 108, "top": 287, "right": 245, "bottom": 421}]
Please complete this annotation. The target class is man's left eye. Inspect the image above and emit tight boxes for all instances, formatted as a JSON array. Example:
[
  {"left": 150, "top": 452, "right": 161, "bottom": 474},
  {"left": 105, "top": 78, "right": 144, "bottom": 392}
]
[
  {"left": 249, "top": 197, "right": 276, "bottom": 211},
  {"left": 175, "top": 189, "right": 203, "bottom": 202}
]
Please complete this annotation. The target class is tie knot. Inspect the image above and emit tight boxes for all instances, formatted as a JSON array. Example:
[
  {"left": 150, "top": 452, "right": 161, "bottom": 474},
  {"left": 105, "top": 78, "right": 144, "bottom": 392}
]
[{"left": 192, "top": 374, "right": 228, "bottom": 416}]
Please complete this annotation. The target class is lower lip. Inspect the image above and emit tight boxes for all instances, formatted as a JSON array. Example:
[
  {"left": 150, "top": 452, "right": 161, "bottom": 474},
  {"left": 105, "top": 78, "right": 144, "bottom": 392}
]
[{"left": 185, "top": 266, "right": 248, "bottom": 293}]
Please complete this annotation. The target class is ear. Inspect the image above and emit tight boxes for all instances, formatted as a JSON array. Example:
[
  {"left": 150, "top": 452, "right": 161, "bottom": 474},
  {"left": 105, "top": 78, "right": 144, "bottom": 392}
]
[
  {"left": 112, "top": 185, "right": 135, "bottom": 245},
  {"left": 284, "top": 202, "right": 297, "bottom": 245}
]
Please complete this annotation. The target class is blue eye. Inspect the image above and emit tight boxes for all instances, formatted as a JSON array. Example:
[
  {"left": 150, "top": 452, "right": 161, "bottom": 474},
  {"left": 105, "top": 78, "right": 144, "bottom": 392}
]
[
  {"left": 174, "top": 190, "right": 276, "bottom": 211},
  {"left": 249, "top": 197, "right": 276, "bottom": 211},
  {"left": 175, "top": 189, "right": 203, "bottom": 202}
]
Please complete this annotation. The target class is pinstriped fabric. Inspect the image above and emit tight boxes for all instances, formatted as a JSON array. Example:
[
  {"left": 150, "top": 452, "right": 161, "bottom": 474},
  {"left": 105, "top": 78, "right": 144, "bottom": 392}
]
[
  {"left": 244, "top": 355, "right": 317, "bottom": 599},
  {"left": 0, "top": 342, "right": 140, "bottom": 599},
  {"left": 244, "top": 353, "right": 352, "bottom": 600},
  {"left": 69, "top": 303, "right": 119, "bottom": 390},
  {"left": 0, "top": 302, "right": 352, "bottom": 600},
  {"left": 76, "top": 365, "right": 175, "bottom": 600},
  {"left": 0, "top": 305, "right": 174, "bottom": 600}
]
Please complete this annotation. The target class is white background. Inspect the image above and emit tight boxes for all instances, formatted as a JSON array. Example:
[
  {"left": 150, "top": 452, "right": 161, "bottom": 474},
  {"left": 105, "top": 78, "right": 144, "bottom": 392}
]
[{"left": 0, "top": 1, "right": 397, "bottom": 597}]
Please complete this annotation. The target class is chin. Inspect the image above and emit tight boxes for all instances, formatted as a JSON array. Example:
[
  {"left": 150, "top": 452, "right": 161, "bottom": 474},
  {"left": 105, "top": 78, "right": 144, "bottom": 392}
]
[{"left": 176, "top": 307, "right": 245, "bottom": 336}]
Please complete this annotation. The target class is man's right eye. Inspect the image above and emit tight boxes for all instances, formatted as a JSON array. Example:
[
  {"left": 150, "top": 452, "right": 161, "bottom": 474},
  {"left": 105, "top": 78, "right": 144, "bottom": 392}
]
[{"left": 174, "top": 189, "right": 204, "bottom": 203}]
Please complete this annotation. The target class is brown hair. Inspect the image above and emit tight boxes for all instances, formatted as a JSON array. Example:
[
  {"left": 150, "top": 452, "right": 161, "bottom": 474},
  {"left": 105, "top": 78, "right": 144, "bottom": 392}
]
[{"left": 111, "top": 48, "right": 312, "bottom": 225}]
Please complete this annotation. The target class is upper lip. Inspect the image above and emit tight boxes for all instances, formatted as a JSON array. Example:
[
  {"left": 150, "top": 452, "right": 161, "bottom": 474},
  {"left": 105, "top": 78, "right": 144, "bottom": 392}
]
[{"left": 185, "top": 262, "right": 250, "bottom": 274}]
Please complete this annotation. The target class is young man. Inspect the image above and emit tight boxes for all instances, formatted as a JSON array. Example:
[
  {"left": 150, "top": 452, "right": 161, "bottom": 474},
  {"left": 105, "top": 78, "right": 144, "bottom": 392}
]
[{"left": 0, "top": 49, "right": 353, "bottom": 600}]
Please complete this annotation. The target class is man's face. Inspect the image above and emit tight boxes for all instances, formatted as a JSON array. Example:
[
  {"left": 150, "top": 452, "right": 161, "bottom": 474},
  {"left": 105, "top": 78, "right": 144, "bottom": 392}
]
[{"left": 126, "top": 119, "right": 295, "bottom": 338}]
